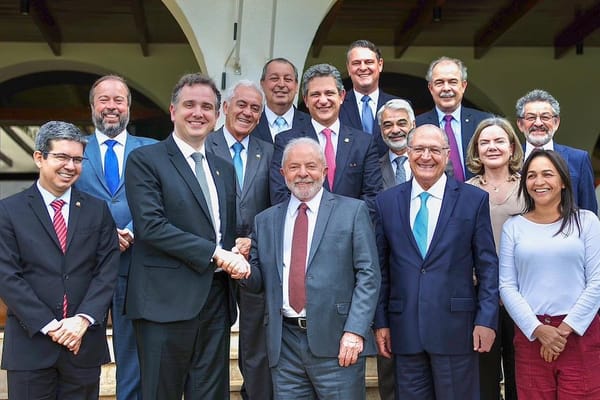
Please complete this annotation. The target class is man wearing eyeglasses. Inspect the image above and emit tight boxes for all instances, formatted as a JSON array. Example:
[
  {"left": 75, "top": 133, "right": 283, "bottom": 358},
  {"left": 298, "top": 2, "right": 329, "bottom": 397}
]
[
  {"left": 374, "top": 124, "right": 499, "bottom": 399},
  {"left": 516, "top": 89, "right": 597, "bottom": 213},
  {"left": 0, "top": 121, "right": 119, "bottom": 399}
]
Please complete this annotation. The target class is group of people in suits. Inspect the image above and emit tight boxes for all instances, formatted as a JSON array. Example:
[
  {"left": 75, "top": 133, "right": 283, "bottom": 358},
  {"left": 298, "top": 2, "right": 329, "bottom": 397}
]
[{"left": 0, "top": 37, "right": 598, "bottom": 400}]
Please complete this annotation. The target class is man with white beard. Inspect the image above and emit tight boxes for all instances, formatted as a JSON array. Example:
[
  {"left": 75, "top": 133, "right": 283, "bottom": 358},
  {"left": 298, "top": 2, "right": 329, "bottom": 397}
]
[{"left": 516, "top": 89, "right": 597, "bottom": 213}]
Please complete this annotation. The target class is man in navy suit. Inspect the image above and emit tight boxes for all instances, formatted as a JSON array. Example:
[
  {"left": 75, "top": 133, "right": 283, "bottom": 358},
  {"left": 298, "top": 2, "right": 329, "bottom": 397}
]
[
  {"left": 252, "top": 58, "right": 309, "bottom": 144},
  {"left": 205, "top": 79, "right": 274, "bottom": 400},
  {"left": 125, "top": 73, "right": 249, "bottom": 399},
  {"left": 75, "top": 75, "right": 156, "bottom": 400},
  {"left": 416, "top": 57, "right": 492, "bottom": 181},
  {"left": 239, "top": 137, "right": 380, "bottom": 399},
  {"left": 340, "top": 40, "right": 397, "bottom": 156},
  {"left": 0, "top": 121, "right": 119, "bottom": 399},
  {"left": 270, "top": 63, "right": 382, "bottom": 210},
  {"left": 516, "top": 89, "right": 597, "bottom": 213},
  {"left": 374, "top": 124, "right": 499, "bottom": 399}
]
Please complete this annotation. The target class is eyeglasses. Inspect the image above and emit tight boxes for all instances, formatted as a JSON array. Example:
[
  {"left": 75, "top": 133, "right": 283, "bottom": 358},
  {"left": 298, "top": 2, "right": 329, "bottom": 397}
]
[
  {"left": 44, "top": 152, "right": 86, "bottom": 165},
  {"left": 408, "top": 146, "right": 449, "bottom": 156},
  {"left": 520, "top": 113, "right": 557, "bottom": 123}
]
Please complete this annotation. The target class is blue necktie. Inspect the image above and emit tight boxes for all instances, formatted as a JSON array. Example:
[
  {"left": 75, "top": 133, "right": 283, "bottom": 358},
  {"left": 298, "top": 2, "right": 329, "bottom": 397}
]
[
  {"left": 394, "top": 156, "right": 407, "bottom": 185},
  {"left": 361, "top": 95, "right": 374, "bottom": 134},
  {"left": 232, "top": 142, "right": 244, "bottom": 188},
  {"left": 274, "top": 116, "right": 288, "bottom": 133},
  {"left": 413, "top": 192, "right": 431, "bottom": 258},
  {"left": 104, "top": 139, "right": 119, "bottom": 195}
]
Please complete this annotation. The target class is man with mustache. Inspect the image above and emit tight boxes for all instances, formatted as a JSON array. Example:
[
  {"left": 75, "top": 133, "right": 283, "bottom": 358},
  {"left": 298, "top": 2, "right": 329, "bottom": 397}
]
[
  {"left": 75, "top": 75, "right": 156, "bottom": 400},
  {"left": 252, "top": 58, "right": 310, "bottom": 144},
  {"left": 340, "top": 40, "right": 398, "bottom": 156},
  {"left": 239, "top": 137, "right": 380, "bottom": 399},
  {"left": 416, "top": 57, "right": 491, "bottom": 182},
  {"left": 516, "top": 89, "right": 597, "bottom": 213}
]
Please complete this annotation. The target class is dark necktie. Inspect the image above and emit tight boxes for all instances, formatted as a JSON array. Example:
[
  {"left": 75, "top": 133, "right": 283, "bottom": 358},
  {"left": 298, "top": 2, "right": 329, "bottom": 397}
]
[
  {"left": 190, "top": 152, "right": 215, "bottom": 224},
  {"left": 289, "top": 203, "right": 308, "bottom": 313},
  {"left": 443, "top": 115, "right": 465, "bottom": 182},
  {"left": 394, "top": 156, "right": 407, "bottom": 185},
  {"left": 51, "top": 199, "right": 68, "bottom": 318},
  {"left": 322, "top": 129, "right": 336, "bottom": 190},
  {"left": 232, "top": 141, "right": 244, "bottom": 188},
  {"left": 104, "top": 139, "right": 119, "bottom": 195},
  {"left": 361, "top": 95, "right": 374, "bottom": 134},
  {"left": 413, "top": 192, "right": 431, "bottom": 258}
]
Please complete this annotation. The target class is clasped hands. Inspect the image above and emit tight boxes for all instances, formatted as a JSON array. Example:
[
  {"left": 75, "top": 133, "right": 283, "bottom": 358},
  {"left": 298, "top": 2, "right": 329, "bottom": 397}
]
[
  {"left": 48, "top": 315, "right": 90, "bottom": 355},
  {"left": 534, "top": 322, "right": 572, "bottom": 363},
  {"left": 214, "top": 244, "right": 251, "bottom": 279}
]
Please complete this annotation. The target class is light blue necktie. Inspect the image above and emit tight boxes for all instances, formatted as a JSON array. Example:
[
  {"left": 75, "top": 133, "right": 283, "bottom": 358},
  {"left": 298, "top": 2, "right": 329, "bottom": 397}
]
[
  {"left": 232, "top": 141, "right": 244, "bottom": 188},
  {"left": 190, "top": 152, "right": 215, "bottom": 224},
  {"left": 104, "top": 139, "right": 119, "bottom": 195},
  {"left": 361, "top": 95, "right": 374, "bottom": 134},
  {"left": 394, "top": 156, "right": 407, "bottom": 185},
  {"left": 413, "top": 192, "right": 431, "bottom": 258},
  {"left": 274, "top": 116, "right": 288, "bottom": 133}
]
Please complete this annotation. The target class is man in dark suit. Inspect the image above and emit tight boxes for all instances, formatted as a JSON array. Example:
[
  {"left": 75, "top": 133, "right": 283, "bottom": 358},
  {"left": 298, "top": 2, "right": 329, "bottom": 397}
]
[
  {"left": 340, "top": 40, "right": 397, "bottom": 156},
  {"left": 270, "top": 63, "right": 382, "bottom": 209},
  {"left": 416, "top": 57, "right": 492, "bottom": 181},
  {"left": 205, "top": 79, "right": 274, "bottom": 400},
  {"left": 252, "top": 58, "right": 309, "bottom": 144},
  {"left": 516, "top": 89, "right": 597, "bottom": 213},
  {"left": 374, "top": 124, "right": 499, "bottom": 399},
  {"left": 373, "top": 98, "right": 416, "bottom": 400},
  {"left": 0, "top": 121, "right": 119, "bottom": 400},
  {"left": 124, "top": 73, "right": 250, "bottom": 400},
  {"left": 75, "top": 74, "right": 156, "bottom": 400},
  {"left": 238, "top": 137, "right": 380, "bottom": 399}
]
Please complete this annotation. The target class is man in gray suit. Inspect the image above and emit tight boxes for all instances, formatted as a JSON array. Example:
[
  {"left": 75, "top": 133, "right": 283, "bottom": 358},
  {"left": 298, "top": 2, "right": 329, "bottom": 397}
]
[
  {"left": 238, "top": 137, "right": 380, "bottom": 399},
  {"left": 205, "top": 79, "right": 274, "bottom": 400},
  {"left": 378, "top": 98, "right": 415, "bottom": 191}
]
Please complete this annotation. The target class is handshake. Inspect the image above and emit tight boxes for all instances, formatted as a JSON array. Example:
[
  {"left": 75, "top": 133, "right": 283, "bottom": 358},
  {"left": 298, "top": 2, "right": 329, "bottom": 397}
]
[{"left": 213, "top": 237, "right": 251, "bottom": 280}]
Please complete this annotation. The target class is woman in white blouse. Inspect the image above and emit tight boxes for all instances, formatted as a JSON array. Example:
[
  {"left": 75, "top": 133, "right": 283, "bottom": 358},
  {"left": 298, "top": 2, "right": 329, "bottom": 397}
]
[{"left": 500, "top": 149, "right": 600, "bottom": 398}]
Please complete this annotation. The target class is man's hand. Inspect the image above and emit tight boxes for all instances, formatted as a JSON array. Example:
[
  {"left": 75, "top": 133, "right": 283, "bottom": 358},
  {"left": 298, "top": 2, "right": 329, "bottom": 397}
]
[
  {"left": 375, "top": 328, "right": 393, "bottom": 359},
  {"left": 214, "top": 248, "right": 250, "bottom": 279},
  {"left": 48, "top": 316, "right": 90, "bottom": 354},
  {"left": 473, "top": 325, "right": 496, "bottom": 353},
  {"left": 338, "top": 332, "right": 364, "bottom": 367},
  {"left": 117, "top": 228, "right": 134, "bottom": 252},
  {"left": 234, "top": 237, "right": 251, "bottom": 260}
]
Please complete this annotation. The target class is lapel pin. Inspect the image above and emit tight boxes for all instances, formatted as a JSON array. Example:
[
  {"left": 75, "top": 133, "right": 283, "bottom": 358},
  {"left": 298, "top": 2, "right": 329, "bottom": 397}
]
[
  {"left": 344, "top": 138, "right": 350, "bottom": 143},
  {"left": 256, "top": 154, "right": 261, "bottom": 159},
  {"left": 465, "top": 118, "right": 470, "bottom": 123},
  {"left": 216, "top": 170, "right": 220, "bottom": 176},
  {"left": 75, "top": 201, "right": 81, "bottom": 207}
]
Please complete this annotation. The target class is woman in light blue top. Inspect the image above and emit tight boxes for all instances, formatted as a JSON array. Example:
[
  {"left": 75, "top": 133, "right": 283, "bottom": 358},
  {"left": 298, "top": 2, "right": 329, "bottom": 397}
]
[{"left": 499, "top": 149, "right": 600, "bottom": 399}]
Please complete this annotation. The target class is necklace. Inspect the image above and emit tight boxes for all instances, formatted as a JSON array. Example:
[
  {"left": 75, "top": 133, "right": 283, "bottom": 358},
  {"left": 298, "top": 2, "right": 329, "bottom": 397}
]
[{"left": 480, "top": 175, "right": 512, "bottom": 193}]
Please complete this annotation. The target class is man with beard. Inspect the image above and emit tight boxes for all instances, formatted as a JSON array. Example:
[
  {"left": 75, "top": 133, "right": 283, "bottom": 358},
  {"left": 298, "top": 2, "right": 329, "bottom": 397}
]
[
  {"left": 516, "top": 89, "right": 597, "bottom": 213},
  {"left": 416, "top": 57, "right": 491, "bottom": 182},
  {"left": 340, "top": 40, "right": 398, "bottom": 156},
  {"left": 75, "top": 75, "right": 156, "bottom": 400},
  {"left": 378, "top": 99, "right": 415, "bottom": 191},
  {"left": 237, "top": 137, "right": 380, "bottom": 399}
]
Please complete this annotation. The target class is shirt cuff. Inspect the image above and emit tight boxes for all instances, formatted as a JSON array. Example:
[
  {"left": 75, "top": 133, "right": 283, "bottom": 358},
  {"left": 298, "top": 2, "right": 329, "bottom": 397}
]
[{"left": 41, "top": 319, "right": 60, "bottom": 335}]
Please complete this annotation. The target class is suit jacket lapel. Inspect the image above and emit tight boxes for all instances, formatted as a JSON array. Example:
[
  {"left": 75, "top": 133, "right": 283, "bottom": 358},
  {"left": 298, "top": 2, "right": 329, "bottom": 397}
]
[
  {"left": 460, "top": 109, "right": 474, "bottom": 156},
  {"left": 428, "top": 178, "right": 459, "bottom": 255},
  {"left": 86, "top": 135, "right": 111, "bottom": 194},
  {"left": 399, "top": 182, "right": 422, "bottom": 257},
  {"left": 27, "top": 186, "right": 63, "bottom": 252},
  {"left": 242, "top": 137, "right": 262, "bottom": 195},
  {"left": 206, "top": 152, "right": 228, "bottom": 235},
  {"left": 333, "top": 126, "right": 352, "bottom": 190},
  {"left": 346, "top": 91, "right": 362, "bottom": 128},
  {"left": 380, "top": 154, "right": 395, "bottom": 189},
  {"left": 307, "top": 191, "right": 334, "bottom": 267},
  {"left": 66, "top": 190, "right": 82, "bottom": 251},
  {"left": 274, "top": 202, "right": 287, "bottom": 283}
]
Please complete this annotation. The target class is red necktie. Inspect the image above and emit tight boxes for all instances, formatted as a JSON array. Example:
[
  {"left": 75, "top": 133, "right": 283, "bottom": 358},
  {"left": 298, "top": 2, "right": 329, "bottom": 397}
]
[
  {"left": 289, "top": 203, "right": 308, "bottom": 313},
  {"left": 50, "top": 199, "right": 68, "bottom": 318},
  {"left": 321, "top": 129, "right": 336, "bottom": 190},
  {"left": 443, "top": 115, "right": 465, "bottom": 182}
]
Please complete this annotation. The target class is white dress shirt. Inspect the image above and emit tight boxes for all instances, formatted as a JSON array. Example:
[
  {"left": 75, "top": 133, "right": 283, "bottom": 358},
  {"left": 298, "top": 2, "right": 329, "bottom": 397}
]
[
  {"left": 354, "top": 88, "right": 379, "bottom": 120},
  {"left": 409, "top": 175, "right": 447, "bottom": 251},
  {"left": 96, "top": 129, "right": 127, "bottom": 175},
  {"left": 222, "top": 127, "right": 250, "bottom": 167},
  {"left": 524, "top": 139, "right": 554, "bottom": 160},
  {"left": 265, "top": 105, "right": 295, "bottom": 140},
  {"left": 312, "top": 119, "right": 341, "bottom": 155},
  {"left": 388, "top": 150, "right": 411, "bottom": 181},
  {"left": 435, "top": 106, "right": 465, "bottom": 169}
]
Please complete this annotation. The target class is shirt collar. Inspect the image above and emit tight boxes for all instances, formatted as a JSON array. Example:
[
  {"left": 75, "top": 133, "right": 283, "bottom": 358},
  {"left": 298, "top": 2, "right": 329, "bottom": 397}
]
[
  {"left": 525, "top": 139, "right": 554, "bottom": 155},
  {"left": 172, "top": 132, "right": 206, "bottom": 159},
  {"left": 288, "top": 187, "right": 324, "bottom": 217},
  {"left": 353, "top": 88, "right": 379, "bottom": 106},
  {"left": 411, "top": 173, "right": 447, "bottom": 201},
  {"left": 388, "top": 149, "right": 407, "bottom": 164},
  {"left": 311, "top": 119, "right": 340, "bottom": 135},
  {"left": 96, "top": 129, "right": 127, "bottom": 146},
  {"left": 435, "top": 105, "right": 461, "bottom": 124},
  {"left": 264, "top": 105, "right": 295, "bottom": 127},
  {"left": 222, "top": 127, "right": 250, "bottom": 149},
  {"left": 37, "top": 180, "right": 71, "bottom": 206}
]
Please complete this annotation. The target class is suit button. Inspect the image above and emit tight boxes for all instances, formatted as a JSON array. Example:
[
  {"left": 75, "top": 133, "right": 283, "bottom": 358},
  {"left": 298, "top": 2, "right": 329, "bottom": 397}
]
[
  {"left": 421, "top": 269, "right": 426, "bottom": 274},
  {"left": 64, "top": 275, "right": 69, "bottom": 280}
]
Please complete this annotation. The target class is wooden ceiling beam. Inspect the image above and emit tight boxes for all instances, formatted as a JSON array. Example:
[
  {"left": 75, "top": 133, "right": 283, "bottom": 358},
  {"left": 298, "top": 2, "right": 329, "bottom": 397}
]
[
  {"left": 311, "top": 0, "right": 344, "bottom": 58},
  {"left": 1, "top": 125, "right": 35, "bottom": 156},
  {"left": 394, "top": 0, "right": 445, "bottom": 59},
  {"left": 554, "top": 2, "right": 600, "bottom": 59},
  {"left": 473, "top": 0, "right": 542, "bottom": 59},
  {"left": 0, "top": 150, "right": 14, "bottom": 168},
  {"left": 29, "top": 0, "right": 61, "bottom": 56},
  {"left": 131, "top": 0, "right": 150, "bottom": 57}
]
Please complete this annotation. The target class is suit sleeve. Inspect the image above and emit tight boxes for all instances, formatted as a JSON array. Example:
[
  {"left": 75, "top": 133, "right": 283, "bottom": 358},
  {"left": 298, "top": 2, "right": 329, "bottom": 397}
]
[
  {"left": 344, "top": 202, "right": 381, "bottom": 337},
  {"left": 576, "top": 152, "right": 597, "bottom": 214},
  {"left": 269, "top": 132, "right": 291, "bottom": 205},
  {"left": 125, "top": 149, "right": 217, "bottom": 273},
  {"left": 360, "top": 136, "right": 383, "bottom": 218},
  {"left": 238, "top": 217, "right": 265, "bottom": 293},
  {"left": 472, "top": 192, "right": 500, "bottom": 330}
]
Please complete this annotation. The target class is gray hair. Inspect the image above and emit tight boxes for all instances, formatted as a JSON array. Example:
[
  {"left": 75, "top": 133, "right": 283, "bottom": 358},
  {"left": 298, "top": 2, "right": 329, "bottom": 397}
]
[
  {"left": 223, "top": 79, "right": 265, "bottom": 106},
  {"left": 515, "top": 89, "right": 560, "bottom": 118},
  {"left": 301, "top": 64, "right": 344, "bottom": 98},
  {"left": 260, "top": 58, "right": 299, "bottom": 82},
  {"left": 407, "top": 124, "right": 448, "bottom": 147},
  {"left": 171, "top": 73, "right": 221, "bottom": 111},
  {"left": 281, "top": 137, "right": 326, "bottom": 167},
  {"left": 425, "top": 56, "right": 468, "bottom": 82},
  {"left": 35, "top": 121, "right": 88, "bottom": 153},
  {"left": 376, "top": 98, "right": 415, "bottom": 125}
]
